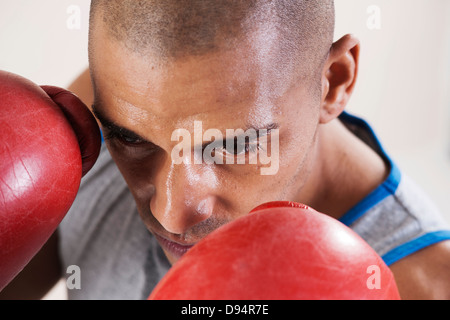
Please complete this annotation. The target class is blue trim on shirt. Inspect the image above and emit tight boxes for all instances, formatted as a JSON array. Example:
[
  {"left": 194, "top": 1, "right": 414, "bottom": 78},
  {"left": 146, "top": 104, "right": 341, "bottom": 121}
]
[
  {"left": 382, "top": 231, "right": 450, "bottom": 266},
  {"left": 337, "top": 112, "right": 402, "bottom": 226},
  {"left": 337, "top": 112, "right": 450, "bottom": 265}
]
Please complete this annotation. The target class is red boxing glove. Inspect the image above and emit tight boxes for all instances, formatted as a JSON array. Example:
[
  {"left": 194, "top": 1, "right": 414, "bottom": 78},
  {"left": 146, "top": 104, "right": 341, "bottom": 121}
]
[
  {"left": 0, "top": 70, "right": 101, "bottom": 291},
  {"left": 40, "top": 85, "right": 100, "bottom": 177},
  {"left": 149, "top": 201, "right": 401, "bottom": 300}
]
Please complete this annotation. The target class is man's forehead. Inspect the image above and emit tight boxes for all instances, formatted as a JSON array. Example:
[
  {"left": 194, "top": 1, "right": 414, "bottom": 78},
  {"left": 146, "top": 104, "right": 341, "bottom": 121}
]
[
  {"left": 90, "top": 33, "right": 287, "bottom": 126},
  {"left": 92, "top": 82, "right": 279, "bottom": 143}
]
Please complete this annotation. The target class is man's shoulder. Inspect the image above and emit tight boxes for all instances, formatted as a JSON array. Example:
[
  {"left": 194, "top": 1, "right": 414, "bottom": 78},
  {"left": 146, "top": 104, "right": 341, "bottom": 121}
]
[
  {"left": 390, "top": 240, "right": 450, "bottom": 300},
  {"left": 59, "top": 143, "right": 134, "bottom": 257}
]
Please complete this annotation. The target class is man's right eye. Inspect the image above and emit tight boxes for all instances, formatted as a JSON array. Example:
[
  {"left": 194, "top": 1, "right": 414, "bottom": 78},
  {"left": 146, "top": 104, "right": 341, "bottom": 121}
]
[
  {"left": 103, "top": 129, "right": 147, "bottom": 147},
  {"left": 117, "top": 134, "right": 145, "bottom": 145}
]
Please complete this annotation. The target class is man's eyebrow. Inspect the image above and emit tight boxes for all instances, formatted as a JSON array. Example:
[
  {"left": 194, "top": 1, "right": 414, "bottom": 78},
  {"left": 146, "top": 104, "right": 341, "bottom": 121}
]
[
  {"left": 91, "top": 102, "right": 278, "bottom": 148},
  {"left": 91, "top": 103, "right": 150, "bottom": 142}
]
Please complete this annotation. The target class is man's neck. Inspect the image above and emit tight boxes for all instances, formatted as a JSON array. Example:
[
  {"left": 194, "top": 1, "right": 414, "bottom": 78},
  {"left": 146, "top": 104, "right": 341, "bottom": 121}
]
[{"left": 297, "top": 118, "right": 389, "bottom": 220}]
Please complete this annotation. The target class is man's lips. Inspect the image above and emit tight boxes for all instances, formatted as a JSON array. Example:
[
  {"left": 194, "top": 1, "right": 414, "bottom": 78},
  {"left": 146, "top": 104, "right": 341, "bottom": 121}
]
[{"left": 152, "top": 232, "right": 196, "bottom": 260}]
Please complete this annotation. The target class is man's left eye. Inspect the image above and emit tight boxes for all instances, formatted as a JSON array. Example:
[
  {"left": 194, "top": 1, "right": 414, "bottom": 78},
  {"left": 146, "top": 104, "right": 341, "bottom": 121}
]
[{"left": 224, "top": 138, "right": 258, "bottom": 155}]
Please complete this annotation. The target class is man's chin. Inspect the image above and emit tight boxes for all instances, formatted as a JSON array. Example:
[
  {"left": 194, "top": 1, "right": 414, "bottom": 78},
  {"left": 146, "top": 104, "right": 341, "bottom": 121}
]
[{"left": 163, "top": 249, "right": 179, "bottom": 265}]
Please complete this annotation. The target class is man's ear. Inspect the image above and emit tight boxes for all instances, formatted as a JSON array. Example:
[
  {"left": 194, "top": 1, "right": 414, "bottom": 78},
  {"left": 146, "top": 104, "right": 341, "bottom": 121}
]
[{"left": 319, "top": 34, "right": 360, "bottom": 124}]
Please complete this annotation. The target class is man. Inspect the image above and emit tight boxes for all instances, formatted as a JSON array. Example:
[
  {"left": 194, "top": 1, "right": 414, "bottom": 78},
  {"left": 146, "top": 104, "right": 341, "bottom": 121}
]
[{"left": 2, "top": 0, "right": 450, "bottom": 299}]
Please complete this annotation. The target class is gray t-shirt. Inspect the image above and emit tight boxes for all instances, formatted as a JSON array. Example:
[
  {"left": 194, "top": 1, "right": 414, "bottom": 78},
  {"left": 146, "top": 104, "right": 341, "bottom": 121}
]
[{"left": 58, "top": 112, "right": 450, "bottom": 299}]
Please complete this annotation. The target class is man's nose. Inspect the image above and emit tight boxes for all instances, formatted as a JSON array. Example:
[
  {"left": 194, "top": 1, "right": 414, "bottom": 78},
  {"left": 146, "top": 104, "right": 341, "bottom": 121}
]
[{"left": 150, "top": 160, "right": 218, "bottom": 235}]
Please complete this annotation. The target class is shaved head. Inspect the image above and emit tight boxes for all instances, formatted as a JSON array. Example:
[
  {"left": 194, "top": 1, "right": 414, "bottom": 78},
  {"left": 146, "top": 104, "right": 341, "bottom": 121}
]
[{"left": 89, "top": 0, "right": 335, "bottom": 81}]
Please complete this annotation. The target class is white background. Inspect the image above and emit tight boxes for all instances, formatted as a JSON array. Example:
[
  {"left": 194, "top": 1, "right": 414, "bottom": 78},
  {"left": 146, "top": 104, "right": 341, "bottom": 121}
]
[{"left": 1, "top": 0, "right": 449, "bottom": 299}]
